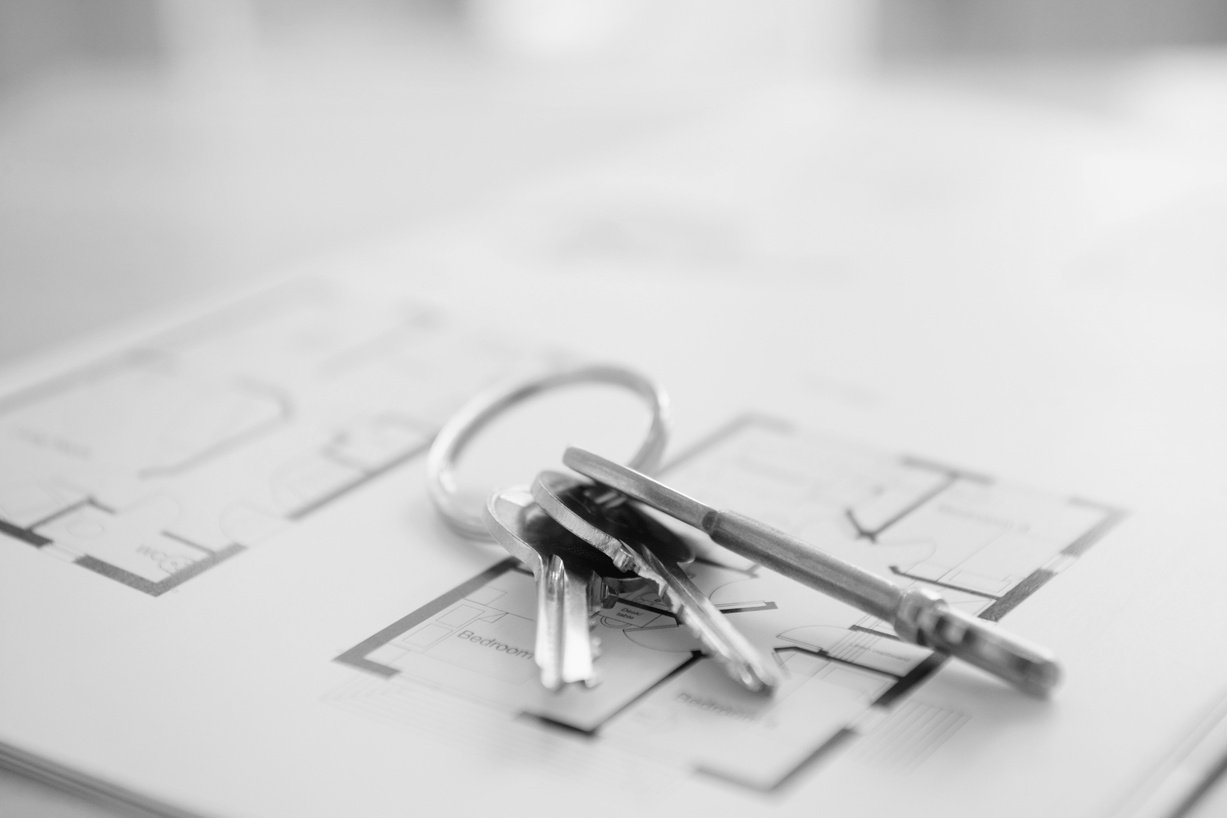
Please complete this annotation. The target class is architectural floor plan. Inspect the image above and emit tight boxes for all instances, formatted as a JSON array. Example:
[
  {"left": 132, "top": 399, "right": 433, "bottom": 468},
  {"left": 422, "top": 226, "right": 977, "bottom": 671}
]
[
  {"left": 333, "top": 415, "right": 1123, "bottom": 792},
  {"left": 0, "top": 282, "right": 541, "bottom": 594}
]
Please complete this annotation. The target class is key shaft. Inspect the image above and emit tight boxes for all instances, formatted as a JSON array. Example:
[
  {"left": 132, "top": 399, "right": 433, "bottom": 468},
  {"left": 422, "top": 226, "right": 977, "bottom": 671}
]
[{"left": 706, "top": 511, "right": 903, "bottom": 621}]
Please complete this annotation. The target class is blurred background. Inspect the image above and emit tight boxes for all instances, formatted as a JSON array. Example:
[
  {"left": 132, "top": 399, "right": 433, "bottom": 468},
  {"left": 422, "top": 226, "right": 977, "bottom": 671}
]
[
  {"left": 2, "top": 0, "right": 1226, "bottom": 366},
  {"left": 2, "top": 3, "right": 1227, "bottom": 815}
]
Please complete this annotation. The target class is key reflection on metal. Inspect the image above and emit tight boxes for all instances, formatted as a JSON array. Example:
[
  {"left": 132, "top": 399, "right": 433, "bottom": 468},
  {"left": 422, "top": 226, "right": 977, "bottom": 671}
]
[{"left": 563, "top": 447, "right": 1062, "bottom": 697}]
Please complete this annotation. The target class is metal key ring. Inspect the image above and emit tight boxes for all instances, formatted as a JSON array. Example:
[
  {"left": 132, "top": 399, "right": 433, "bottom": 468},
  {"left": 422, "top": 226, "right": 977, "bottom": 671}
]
[{"left": 426, "top": 363, "right": 670, "bottom": 540}]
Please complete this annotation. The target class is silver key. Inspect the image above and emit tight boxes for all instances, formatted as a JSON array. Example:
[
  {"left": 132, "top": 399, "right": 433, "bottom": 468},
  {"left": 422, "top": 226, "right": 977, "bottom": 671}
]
[
  {"left": 531, "top": 471, "right": 782, "bottom": 694},
  {"left": 563, "top": 446, "right": 1062, "bottom": 697},
  {"left": 485, "top": 488, "right": 611, "bottom": 690}
]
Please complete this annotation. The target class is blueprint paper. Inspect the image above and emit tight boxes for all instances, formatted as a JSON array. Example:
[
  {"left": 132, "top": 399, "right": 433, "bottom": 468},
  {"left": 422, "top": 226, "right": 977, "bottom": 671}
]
[
  {"left": 0, "top": 273, "right": 1221, "bottom": 818},
  {"left": 4, "top": 83, "right": 1227, "bottom": 818}
]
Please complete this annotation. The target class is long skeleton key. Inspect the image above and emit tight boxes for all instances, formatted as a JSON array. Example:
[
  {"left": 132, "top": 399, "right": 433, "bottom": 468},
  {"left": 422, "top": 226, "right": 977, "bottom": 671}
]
[
  {"left": 563, "top": 446, "right": 1062, "bottom": 696},
  {"left": 531, "top": 471, "right": 782, "bottom": 694},
  {"left": 485, "top": 488, "right": 615, "bottom": 690}
]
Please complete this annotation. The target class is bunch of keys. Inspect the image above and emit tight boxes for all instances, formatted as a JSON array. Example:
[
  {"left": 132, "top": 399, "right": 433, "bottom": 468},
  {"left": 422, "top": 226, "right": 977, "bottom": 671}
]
[
  {"left": 427, "top": 365, "right": 781, "bottom": 694},
  {"left": 428, "top": 365, "right": 1061, "bottom": 697}
]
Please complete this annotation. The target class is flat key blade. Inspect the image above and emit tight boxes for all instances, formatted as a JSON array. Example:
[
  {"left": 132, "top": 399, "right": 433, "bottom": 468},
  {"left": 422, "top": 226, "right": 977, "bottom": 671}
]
[
  {"left": 537, "top": 554, "right": 601, "bottom": 690},
  {"left": 557, "top": 557, "right": 602, "bottom": 688},
  {"left": 485, "top": 488, "right": 604, "bottom": 691},
  {"left": 634, "top": 544, "right": 781, "bottom": 693},
  {"left": 536, "top": 553, "right": 565, "bottom": 690}
]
